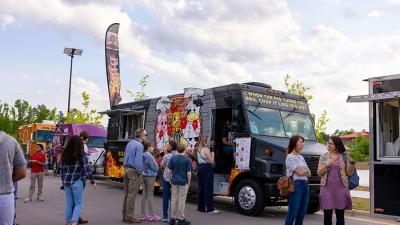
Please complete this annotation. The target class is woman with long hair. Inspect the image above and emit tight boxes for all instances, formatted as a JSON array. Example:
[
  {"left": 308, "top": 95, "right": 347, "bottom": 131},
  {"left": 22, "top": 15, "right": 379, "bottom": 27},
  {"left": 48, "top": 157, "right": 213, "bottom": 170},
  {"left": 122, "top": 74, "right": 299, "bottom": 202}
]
[
  {"left": 197, "top": 136, "right": 219, "bottom": 214},
  {"left": 285, "top": 135, "right": 311, "bottom": 225},
  {"left": 61, "top": 136, "right": 95, "bottom": 225},
  {"left": 318, "top": 136, "right": 354, "bottom": 225}
]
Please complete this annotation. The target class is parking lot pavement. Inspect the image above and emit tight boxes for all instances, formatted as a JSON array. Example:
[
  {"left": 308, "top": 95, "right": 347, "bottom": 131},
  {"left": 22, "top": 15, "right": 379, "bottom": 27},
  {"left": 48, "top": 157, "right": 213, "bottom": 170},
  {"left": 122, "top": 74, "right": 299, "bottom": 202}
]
[{"left": 14, "top": 171, "right": 397, "bottom": 225}]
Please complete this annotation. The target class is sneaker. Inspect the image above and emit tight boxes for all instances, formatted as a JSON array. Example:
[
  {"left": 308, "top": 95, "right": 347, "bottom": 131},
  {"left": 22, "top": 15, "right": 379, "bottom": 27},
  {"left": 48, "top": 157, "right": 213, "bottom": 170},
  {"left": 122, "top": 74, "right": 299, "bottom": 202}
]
[
  {"left": 37, "top": 196, "right": 44, "bottom": 201},
  {"left": 162, "top": 217, "right": 169, "bottom": 222},
  {"left": 207, "top": 209, "right": 220, "bottom": 214},
  {"left": 148, "top": 215, "right": 161, "bottom": 221},
  {"left": 23, "top": 198, "right": 31, "bottom": 203},
  {"left": 139, "top": 215, "right": 149, "bottom": 221}
]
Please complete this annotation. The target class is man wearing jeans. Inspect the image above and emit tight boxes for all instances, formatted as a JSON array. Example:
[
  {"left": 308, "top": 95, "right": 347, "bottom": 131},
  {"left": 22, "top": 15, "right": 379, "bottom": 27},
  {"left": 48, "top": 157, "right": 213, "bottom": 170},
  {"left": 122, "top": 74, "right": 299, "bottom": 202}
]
[
  {"left": 0, "top": 131, "right": 26, "bottom": 225},
  {"left": 122, "top": 129, "right": 146, "bottom": 223},
  {"left": 24, "top": 144, "right": 46, "bottom": 203}
]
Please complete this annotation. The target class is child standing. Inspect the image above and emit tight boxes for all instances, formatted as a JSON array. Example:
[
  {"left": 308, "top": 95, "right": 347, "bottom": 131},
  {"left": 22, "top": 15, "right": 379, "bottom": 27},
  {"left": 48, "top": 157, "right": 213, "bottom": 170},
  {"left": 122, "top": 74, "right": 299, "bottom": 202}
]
[
  {"left": 160, "top": 140, "right": 177, "bottom": 222},
  {"left": 141, "top": 142, "right": 161, "bottom": 221},
  {"left": 167, "top": 143, "right": 192, "bottom": 225}
]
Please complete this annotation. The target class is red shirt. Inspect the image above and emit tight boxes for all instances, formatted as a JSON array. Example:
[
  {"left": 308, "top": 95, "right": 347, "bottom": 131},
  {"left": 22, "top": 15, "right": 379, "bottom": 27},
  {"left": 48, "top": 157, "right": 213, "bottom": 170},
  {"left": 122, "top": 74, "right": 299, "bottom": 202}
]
[{"left": 30, "top": 152, "right": 46, "bottom": 173}]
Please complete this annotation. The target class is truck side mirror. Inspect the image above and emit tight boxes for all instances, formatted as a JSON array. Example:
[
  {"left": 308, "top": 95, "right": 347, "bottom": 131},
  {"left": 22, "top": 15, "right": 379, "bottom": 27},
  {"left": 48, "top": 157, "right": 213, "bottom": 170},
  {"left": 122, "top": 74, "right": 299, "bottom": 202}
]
[{"left": 311, "top": 114, "right": 315, "bottom": 126}]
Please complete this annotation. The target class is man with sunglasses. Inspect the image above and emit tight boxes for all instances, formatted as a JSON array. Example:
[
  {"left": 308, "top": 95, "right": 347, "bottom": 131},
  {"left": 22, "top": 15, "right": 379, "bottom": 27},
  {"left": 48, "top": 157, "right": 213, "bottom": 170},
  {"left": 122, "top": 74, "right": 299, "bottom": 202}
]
[{"left": 122, "top": 129, "right": 147, "bottom": 223}]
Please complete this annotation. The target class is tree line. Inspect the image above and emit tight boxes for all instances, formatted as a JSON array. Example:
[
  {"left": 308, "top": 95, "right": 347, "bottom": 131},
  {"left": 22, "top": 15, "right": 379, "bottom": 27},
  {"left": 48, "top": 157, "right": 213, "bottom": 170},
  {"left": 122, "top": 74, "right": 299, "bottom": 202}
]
[{"left": 0, "top": 91, "right": 103, "bottom": 139}]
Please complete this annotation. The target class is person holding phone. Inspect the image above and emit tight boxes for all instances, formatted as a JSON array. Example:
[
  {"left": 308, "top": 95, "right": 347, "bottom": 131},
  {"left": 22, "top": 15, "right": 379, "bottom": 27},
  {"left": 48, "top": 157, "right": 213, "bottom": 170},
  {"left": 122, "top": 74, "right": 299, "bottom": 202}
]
[{"left": 317, "top": 136, "right": 355, "bottom": 225}]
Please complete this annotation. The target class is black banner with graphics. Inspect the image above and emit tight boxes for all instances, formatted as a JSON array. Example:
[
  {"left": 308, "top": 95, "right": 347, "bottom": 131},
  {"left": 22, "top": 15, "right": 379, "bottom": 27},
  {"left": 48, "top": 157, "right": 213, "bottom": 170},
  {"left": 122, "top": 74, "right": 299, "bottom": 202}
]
[{"left": 105, "top": 23, "right": 122, "bottom": 107}]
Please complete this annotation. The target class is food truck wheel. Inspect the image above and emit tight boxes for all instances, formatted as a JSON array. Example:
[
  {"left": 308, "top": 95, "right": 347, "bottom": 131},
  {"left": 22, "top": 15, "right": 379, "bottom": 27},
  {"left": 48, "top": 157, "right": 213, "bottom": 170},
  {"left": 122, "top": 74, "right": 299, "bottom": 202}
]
[
  {"left": 307, "top": 200, "right": 320, "bottom": 214},
  {"left": 234, "top": 179, "right": 265, "bottom": 216}
]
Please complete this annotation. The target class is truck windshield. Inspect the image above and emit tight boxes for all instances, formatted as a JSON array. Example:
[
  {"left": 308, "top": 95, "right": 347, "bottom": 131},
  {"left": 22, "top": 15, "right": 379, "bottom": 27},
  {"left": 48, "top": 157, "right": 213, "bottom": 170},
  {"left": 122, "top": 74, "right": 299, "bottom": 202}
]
[
  {"left": 87, "top": 136, "right": 106, "bottom": 148},
  {"left": 246, "top": 106, "right": 316, "bottom": 140},
  {"left": 36, "top": 130, "right": 54, "bottom": 143}
]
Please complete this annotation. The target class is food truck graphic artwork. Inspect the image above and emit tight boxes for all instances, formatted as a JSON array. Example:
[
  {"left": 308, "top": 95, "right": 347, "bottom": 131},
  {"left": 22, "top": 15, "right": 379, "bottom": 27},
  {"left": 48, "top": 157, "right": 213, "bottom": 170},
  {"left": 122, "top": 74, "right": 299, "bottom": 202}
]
[{"left": 103, "top": 82, "right": 325, "bottom": 216}]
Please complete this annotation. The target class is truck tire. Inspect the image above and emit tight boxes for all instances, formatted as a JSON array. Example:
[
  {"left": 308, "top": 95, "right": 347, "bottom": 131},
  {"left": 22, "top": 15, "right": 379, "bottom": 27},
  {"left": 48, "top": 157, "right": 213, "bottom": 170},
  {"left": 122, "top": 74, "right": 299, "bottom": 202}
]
[
  {"left": 234, "top": 179, "right": 265, "bottom": 216},
  {"left": 307, "top": 199, "right": 320, "bottom": 214}
]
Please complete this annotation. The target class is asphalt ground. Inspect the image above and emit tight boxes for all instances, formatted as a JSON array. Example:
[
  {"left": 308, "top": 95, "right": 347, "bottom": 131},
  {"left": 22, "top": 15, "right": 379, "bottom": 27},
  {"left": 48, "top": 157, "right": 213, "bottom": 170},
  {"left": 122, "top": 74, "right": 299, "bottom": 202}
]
[{"left": 13, "top": 171, "right": 398, "bottom": 225}]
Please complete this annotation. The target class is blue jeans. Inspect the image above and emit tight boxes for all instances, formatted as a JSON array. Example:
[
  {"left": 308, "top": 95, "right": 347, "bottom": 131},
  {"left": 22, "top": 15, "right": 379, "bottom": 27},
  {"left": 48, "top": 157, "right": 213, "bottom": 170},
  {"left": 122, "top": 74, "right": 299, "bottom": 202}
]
[
  {"left": 162, "top": 177, "right": 171, "bottom": 219},
  {"left": 197, "top": 164, "right": 214, "bottom": 212},
  {"left": 223, "top": 146, "right": 234, "bottom": 153},
  {"left": 64, "top": 179, "right": 84, "bottom": 223},
  {"left": 13, "top": 182, "right": 17, "bottom": 222},
  {"left": 285, "top": 180, "right": 310, "bottom": 225}
]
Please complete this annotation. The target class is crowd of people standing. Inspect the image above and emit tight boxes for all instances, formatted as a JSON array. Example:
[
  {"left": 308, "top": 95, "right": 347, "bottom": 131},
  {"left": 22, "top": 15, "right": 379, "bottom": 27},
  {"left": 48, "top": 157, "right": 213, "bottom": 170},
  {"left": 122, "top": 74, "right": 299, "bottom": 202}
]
[{"left": 1, "top": 126, "right": 358, "bottom": 225}]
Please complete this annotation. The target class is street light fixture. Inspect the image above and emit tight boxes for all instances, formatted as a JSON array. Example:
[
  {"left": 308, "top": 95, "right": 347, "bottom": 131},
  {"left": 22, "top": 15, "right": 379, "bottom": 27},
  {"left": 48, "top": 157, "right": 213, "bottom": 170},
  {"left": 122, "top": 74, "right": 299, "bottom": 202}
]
[{"left": 63, "top": 47, "right": 83, "bottom": 114}]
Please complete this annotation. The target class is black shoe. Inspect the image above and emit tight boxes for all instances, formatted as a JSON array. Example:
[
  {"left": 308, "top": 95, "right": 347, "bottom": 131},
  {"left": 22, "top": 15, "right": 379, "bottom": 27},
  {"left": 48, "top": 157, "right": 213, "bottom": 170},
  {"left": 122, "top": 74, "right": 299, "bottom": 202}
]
[
  {"left": 169, "top": 219, "right": 177, "bottom": 225},
  {"left": 178, "top": 219, "right": 191, "bottom": 225}
]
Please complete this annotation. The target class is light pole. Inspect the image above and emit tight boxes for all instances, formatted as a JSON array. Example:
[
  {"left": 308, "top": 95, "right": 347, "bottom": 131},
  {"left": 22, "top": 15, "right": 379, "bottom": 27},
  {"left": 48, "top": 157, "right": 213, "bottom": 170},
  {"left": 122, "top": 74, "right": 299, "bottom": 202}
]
[{"left": 63, "top": 47, "right": 83, "bottom": 113}]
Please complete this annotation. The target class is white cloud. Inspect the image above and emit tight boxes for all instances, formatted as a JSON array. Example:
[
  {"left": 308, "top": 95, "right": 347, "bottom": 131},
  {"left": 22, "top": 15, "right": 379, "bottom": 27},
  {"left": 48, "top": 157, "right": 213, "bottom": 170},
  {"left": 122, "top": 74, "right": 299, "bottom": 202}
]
[
  {"left": 4, "top": 0, "right": 400, "bottom": 133},
  {"left": 0, "top": 14, "right": 15, "bottom": 30},
  {"left": 368, "top": 10, "right": 383, "bottom": 18},
  {"left": 388, "top": 0, "right": 400, "bottom": 5}
]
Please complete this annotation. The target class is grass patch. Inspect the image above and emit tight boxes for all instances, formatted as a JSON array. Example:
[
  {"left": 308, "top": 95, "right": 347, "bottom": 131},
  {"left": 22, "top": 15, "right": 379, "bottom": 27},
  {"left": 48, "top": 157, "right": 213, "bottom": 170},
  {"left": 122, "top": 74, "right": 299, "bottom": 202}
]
[{"left": 352, "top": 197, "right": 370, "bottom": 211}]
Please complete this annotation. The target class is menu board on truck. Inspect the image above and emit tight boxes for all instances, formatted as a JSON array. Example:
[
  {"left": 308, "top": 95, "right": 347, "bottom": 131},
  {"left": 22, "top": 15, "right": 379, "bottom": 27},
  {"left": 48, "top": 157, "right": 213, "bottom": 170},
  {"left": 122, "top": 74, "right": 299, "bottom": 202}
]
[{"left": 234, "top": 137, "right": 251, "bottom": 170}]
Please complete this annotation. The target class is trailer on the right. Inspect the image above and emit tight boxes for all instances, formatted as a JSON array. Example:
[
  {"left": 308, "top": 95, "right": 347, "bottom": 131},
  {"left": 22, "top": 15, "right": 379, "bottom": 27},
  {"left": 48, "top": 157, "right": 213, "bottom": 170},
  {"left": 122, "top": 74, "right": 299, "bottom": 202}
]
[{"left": 347, "top": 74, "right": 400, "bottom": 221}]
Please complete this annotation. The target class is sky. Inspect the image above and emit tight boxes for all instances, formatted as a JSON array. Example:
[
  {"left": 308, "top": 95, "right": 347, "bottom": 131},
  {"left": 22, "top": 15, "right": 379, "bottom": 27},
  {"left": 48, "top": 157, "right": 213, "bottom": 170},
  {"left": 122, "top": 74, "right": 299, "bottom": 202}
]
[{"left": 2, "top": 0, "right": 400, "bottom": 133}]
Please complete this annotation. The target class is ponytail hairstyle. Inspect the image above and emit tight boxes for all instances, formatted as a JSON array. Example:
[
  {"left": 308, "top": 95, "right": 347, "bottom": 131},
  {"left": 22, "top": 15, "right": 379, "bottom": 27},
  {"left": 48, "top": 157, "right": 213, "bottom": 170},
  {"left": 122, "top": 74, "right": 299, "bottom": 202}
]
[{"left": 286, "top": 135, "right": 305, "bottom": 155}]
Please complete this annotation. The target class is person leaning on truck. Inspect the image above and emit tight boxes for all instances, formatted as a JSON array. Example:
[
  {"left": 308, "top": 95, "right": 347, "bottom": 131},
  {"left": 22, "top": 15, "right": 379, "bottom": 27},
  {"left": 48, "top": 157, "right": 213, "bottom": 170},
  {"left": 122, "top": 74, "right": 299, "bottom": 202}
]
[
  {"left": 284, "top": 135, "right": 311, "bottom": 225},
  {"left": 317, "top": 136, "right": 354, "bottom": 225},
  {"left": 122, "top": 128, "right": 146, "bottom": 224},
  {"left": 0, "top": 131, "right": 26, "bottom": 225},
  {"left": 24, "top": 143, "right": 46, "bottom": 203}
]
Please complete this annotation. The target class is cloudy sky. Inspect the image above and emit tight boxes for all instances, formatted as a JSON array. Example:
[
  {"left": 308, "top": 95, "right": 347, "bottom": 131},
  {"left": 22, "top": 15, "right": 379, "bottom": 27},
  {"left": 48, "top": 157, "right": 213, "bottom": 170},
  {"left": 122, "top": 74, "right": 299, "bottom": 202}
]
[{"left": 2, "top": 0, "right": 400, "bottom": 133}]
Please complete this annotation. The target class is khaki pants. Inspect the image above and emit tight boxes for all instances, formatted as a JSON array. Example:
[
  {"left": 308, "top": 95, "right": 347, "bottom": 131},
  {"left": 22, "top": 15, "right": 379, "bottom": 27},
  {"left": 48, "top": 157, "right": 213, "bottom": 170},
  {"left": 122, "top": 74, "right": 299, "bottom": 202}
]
[
  {"left": 29, "top": 172, "right": 44, "bottom": 199},
  {"left": 141, "top": 176, "right": 156, "bottom": 215},
  {"left": 122, "top": 168, "right": 142, "bottom": 219},
  {"left": 171, "top": 184, "right": 189, "bottom": 220}
]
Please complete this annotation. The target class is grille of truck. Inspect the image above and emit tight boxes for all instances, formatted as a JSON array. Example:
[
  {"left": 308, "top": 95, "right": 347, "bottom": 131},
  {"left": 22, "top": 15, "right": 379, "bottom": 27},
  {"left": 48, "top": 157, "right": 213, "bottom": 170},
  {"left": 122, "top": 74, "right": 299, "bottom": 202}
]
[{"left": 303, "top": 155, "right": 321, "bottom": 183}]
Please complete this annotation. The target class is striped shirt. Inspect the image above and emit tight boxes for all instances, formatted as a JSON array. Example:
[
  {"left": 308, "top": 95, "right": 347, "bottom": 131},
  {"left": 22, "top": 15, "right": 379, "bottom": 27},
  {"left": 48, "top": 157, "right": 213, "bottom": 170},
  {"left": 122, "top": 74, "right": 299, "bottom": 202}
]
[{"left": 61, "top": 156, "right": 95, "bottom": 186}]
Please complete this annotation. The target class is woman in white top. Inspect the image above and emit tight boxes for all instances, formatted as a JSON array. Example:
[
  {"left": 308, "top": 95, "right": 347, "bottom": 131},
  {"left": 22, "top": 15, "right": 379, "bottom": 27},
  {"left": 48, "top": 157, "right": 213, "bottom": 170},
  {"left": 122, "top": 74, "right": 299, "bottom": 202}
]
[
  {"left": 285, "top": 135, "right": 311, "bottom": 225},
  {"left": 197, "top": 137, "right": 219, "bottom": 214}
]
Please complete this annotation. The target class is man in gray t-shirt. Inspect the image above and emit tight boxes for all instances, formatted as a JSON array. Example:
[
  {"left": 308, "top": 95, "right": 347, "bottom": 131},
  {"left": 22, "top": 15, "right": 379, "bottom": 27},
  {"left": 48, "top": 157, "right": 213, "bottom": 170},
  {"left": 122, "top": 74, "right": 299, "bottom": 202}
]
[{"left": 0, "top": 131, "right": 26, "bottom": 225}]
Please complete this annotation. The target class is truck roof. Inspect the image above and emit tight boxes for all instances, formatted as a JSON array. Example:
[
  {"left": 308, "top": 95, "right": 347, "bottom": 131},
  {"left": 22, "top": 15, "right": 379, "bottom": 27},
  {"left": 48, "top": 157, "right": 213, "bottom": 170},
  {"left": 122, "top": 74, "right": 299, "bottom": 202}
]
[
  {"left": 111, "top": 82, "right": 307, "bottom": 109},
  {"left": 55, "top": 123, "right": 106, "bottom": 137}
]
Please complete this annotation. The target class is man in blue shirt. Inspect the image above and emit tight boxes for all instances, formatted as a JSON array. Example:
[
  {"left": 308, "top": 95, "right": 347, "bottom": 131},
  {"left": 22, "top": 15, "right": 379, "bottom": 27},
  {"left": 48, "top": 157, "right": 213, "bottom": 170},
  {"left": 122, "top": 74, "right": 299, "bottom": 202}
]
[
  {"left": 167, "top": 143, "right": 192, "bottom": 225},
  {"left": 122, "top": 129, "right": 147, "bottom": 223}
]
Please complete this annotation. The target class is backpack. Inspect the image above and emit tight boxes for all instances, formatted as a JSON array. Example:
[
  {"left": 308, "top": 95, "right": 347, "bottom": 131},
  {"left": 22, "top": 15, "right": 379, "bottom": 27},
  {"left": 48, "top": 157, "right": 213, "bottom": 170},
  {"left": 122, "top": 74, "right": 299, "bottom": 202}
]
[{"left": 343, "top": 152, "right": 360, "bottom": 190}]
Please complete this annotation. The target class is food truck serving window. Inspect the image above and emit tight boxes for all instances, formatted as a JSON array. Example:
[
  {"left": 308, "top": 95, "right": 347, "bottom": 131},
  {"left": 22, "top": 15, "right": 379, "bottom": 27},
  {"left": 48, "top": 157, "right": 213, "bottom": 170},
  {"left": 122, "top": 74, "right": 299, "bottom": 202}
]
[
  {"left": 377, "top": 100, "right": 400, "bottom": 158},
  {"left": 119, "top": 111, "right": 145, "bottom": 140}
]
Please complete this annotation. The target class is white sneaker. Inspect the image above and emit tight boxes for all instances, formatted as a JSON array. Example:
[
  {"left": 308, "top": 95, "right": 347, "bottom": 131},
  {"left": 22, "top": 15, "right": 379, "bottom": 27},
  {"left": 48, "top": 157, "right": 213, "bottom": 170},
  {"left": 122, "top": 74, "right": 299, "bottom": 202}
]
[
  {"left": 23, "top": 198, "right": 31, "bottom": 203},
  {"left": 208, "top": 209, "right": 220, "bottom": 214},
  {"left": 37, "top": 196, "right": 44, "bottom": 201}
]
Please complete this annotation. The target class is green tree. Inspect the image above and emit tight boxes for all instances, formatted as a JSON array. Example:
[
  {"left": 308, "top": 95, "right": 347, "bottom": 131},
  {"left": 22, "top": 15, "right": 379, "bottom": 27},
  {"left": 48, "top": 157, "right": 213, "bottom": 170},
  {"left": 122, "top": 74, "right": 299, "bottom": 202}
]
[
  {"left": 283, "top": 75, "right": 329, "bottom": 143},
  {"left": 35, "top": 104, "right": 50, "bottom": 123},
  {"left": 127, "top": 74, "right": 149, "bottom": 101},
  {"left": 65, "top": 91, "right": 103, "bottom": 125},
  {"left": 315, "top": 110, "right": 330, "bottom": 143},
  {"left": 284, "top": 74, "right": 313, "bottom": 102},
  {"left": 333, "top": 129, "right": 355, "bottom": 136},
  {"left": 347, "top": 135, "right": 369, "bottom": 162},
  {"left": 0, "top": 102, "right": 15, "bottom": 137}
]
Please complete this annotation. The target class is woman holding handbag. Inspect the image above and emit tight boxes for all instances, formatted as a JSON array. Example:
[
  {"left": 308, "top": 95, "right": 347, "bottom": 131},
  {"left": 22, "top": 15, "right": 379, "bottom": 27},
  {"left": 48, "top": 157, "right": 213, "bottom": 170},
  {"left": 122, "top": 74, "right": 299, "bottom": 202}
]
[
  {"left": 318, "top": 136, "right": 355, "bottom": 225},
  {"left": 285, "top": 135, "right": 311, "bottom": 225}
]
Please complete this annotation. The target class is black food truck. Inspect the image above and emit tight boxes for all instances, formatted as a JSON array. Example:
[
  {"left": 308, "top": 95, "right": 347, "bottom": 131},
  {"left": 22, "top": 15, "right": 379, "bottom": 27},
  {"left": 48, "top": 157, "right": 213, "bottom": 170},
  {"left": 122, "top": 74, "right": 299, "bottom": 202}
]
[
  {"left": 347, "top": 74, "right": 400, "bottom": 220},
  {"left": 102, "top": 82, "right": 325, "bottom": 215}
]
